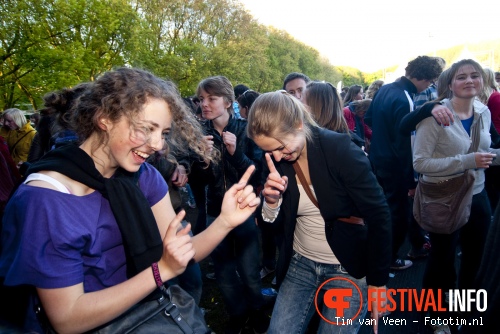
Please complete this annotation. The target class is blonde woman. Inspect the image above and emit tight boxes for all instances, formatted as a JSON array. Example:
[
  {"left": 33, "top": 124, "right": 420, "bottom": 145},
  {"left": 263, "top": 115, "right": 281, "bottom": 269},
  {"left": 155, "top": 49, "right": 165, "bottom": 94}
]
[
  {"left": 0, "top": 108, "right": 36, "bottom": 165},
  {"left": 248, "top": 91, "right": 391, "bottom": 334}
]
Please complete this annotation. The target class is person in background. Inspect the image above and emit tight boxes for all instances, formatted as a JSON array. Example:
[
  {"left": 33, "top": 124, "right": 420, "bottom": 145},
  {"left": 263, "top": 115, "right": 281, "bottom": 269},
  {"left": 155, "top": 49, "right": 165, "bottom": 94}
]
[
  {"left": 0, "top": 135, "right": 21, "bottom": 217},
  {"left": 27, "top": 84, "right": 89, "bottom": 165},
  {"left": 342, "top": 84, "right": 364, "bottom": 106},
  {"left": 237, "top": 88, "right": 275, "bottom": 281},
  {"left": 195, "top": 75, "right": 268, "bottom": 334},
  {"left": 402, "top": 57, "right": 446, "bottom": 262},
  {"left": 481, "top": 68, "right": 500, "bottom": 133},
  {"left": 304, "top": 81, "right": 366, "bottom": 151},
  {"left": 30, "top": 113, "right": 41, "bottom": 129},
  {"left": 459, "top": 197, "right": 500, "bottom": 334},
  {"left": 191, "top": 96, "right": 200, "bottom": 109},
  {"left": 343, "top": 99, "right": 373, "bottom": 153},
  {"left": 147, "top": 150, "right": 202, "bottom": 304},
  {"left": 248, "top": 91, "right": 391, "bottom": 334},
  {"left": 234, "top": 84, "right": 250, "bottom": 100},
  {"left": 283, "top": 72, "right": 310, "bottom": 104},
  {"left": 0, "top": 108, "right": 36, "bottom": 167},
  {"left": 233, "top": 84, "right": 250, "bottom": 120},
  {"left": 412, "top": 59, "right": 500, "bottom": 334},
  {"left": 494, "top": 71, "right": 500, "bottom": 85},
  {"left": 365, "top": 80, "right": 384, "bottom": 100},
  {"left": 0, "top": 68, "right": 260, "bottom": 333},
  {"left": 236, "top": 89, "right": 260, "bottom": 119},
  {"left": 365, "top": 55, "right": 443, "bottom": 271},
  {"left": 413, "top": 58, "right": 446, "bottom": 111},
  {"left": 340, "top": 86, "right": 349, "bottom": 100},
  {"left": 305, "top": 81, "right": 349, "bottom": 134},
  {"left": 480, "top": 68, "right": 500, "bottom": 213}
]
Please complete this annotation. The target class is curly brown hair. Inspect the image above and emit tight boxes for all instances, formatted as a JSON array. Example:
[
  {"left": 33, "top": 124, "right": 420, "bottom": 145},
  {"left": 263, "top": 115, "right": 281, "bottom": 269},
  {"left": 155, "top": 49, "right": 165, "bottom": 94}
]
[
  {"left": 72, "top": 67, "right": 212, "bottom": 166},
  {"left": 405, "top": 56, "right": 444, "bottom": 81}
]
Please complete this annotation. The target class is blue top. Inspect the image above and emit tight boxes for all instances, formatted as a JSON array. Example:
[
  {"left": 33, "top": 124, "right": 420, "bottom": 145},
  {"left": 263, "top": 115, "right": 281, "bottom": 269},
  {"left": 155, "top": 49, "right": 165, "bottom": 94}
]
[
  {"left": 0, "top": 162, "right": 167, "bottom": 331},
  {"left": 233, "top": 101, "right": 241, "bottom": 119},
  {"left": 461, "top": 115, "right": 474, "bottom": 136}
]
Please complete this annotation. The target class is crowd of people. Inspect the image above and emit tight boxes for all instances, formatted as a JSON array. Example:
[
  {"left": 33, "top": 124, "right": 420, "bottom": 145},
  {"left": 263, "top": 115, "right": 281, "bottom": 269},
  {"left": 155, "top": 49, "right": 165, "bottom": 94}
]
[{"left": 1, "top": 57, "right": 500, "bottom": 334}]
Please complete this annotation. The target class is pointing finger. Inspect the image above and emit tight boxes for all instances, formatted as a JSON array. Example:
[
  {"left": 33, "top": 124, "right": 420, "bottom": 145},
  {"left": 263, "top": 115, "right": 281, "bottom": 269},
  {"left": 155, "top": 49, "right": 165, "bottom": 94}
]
[
  {"left": 238, "top": 165, "right": 256, "bottom": 186},
  {"left": 164, "top": 210, "right": 186, "bottom": 243},
  {"left": 265, "top": 153, "right": 279, "bottom": 174}
]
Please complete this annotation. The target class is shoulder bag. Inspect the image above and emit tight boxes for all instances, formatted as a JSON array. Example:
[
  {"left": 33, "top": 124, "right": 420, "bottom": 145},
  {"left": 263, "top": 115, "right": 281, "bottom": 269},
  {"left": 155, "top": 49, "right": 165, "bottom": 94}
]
[
  {"left": 413, "top": 116, "right": 480, "bottom": 234},
  {"left": 36, "top": 285, "right": 210, "bottom": 334}
]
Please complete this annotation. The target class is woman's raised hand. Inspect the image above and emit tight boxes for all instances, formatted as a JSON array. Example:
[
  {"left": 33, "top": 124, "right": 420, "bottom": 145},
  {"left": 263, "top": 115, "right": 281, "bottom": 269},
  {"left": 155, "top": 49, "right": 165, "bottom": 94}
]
[
  {"left": 219, "top": 165, "right": 261, "bottom": 228},
  {"left": 262, "top": 153, "right": 288, "bottom": 207},
  {"left": 158, "top": 210, "right": 195, "bottom": 281},
  {"left": 202, "top": 135, "right": 214, "bottom": 155}
]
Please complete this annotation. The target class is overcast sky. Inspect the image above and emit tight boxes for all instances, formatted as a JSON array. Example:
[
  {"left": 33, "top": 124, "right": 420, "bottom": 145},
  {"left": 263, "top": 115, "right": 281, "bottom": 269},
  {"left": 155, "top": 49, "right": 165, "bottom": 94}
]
[{"left": 239, "top": 0, "right": 500, "bottom": 72}]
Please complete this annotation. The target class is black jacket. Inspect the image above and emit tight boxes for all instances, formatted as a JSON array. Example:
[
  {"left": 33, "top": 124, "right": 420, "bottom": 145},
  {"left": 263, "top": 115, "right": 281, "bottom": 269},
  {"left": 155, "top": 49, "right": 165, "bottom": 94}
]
[
  {"left": 365, "top": 76, "right": 418, "bottom": 189},
  {"left": 199, "top": 115, "right": 263, "bottom": 217},
  {"left": 259, "top": 127, "right": 391, "bottom": 288}
]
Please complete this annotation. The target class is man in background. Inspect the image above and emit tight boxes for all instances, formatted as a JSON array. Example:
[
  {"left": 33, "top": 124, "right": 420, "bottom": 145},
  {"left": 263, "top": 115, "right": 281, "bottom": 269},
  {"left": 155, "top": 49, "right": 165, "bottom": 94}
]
[{"left": 365, "top": 55, "right": 444, "bottom": 271}]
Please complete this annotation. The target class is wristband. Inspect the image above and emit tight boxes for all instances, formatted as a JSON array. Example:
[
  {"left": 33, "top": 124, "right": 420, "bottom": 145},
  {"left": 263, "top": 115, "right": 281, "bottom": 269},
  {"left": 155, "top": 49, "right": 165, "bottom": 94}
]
[{"left": 151, "top": 262, "right": 163, "bottom": 288}]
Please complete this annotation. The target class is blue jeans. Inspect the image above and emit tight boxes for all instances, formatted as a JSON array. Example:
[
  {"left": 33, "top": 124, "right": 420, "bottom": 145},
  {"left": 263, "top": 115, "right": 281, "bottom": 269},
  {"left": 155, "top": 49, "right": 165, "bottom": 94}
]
[
  {"left": 207, "top": 215, "right": 264, "bottom": 316},
  {"left": 269, "top": 252, "right": 367, "bottom": 334}
]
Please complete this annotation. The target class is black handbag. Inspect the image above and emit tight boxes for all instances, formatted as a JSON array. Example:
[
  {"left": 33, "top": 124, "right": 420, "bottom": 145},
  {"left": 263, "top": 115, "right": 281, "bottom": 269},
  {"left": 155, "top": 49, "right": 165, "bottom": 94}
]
[{"left": 36, "top": 285, "right": 211, "bottom": 334}]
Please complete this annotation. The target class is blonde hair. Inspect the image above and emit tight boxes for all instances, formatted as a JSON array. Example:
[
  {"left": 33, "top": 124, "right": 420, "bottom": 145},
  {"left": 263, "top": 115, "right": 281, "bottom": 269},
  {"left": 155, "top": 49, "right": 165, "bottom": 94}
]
[
  {"left": 350, "top": 99, "right": 372, "bottom": 113},
  {"left": 2, "top": 108, "right": 27, "bottom": 129},
  {"left": 305, "top": 81, "right": 349, "bottom": 134},
  {"left": 247, "top": 91, "right": 317, "bottom": 142},
  {"left": 365, "top": 80, "right": 384, "bottom": 99},
  {"left": 481, "top": 68, "right": 499, "bottom": 103}
]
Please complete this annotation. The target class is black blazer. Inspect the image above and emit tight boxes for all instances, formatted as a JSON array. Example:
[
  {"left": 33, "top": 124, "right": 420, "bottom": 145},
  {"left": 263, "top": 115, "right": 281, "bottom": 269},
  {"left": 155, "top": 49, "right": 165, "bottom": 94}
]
[{"left": 261, "top": 127, "right": 391, "bottom": 288}]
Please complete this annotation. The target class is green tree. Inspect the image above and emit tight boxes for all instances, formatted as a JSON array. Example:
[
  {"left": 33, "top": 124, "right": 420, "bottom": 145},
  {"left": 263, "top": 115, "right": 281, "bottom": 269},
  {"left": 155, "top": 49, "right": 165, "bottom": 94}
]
[{"left": 1, "top": 0, "right": 138, "bottom": 110}]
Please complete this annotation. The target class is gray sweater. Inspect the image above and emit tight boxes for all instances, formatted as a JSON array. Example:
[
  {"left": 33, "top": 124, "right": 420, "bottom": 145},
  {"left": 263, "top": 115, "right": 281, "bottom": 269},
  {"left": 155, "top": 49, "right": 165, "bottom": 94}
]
[{"left": 413, "top": 98, "right": 500, "bottom": 195}]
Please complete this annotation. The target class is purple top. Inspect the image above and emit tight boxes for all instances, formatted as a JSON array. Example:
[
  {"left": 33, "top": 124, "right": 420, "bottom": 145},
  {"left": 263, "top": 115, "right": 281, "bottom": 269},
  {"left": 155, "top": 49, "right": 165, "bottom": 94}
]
[{"left": 0, "top": 162, "right": 168, "bottom": 293}]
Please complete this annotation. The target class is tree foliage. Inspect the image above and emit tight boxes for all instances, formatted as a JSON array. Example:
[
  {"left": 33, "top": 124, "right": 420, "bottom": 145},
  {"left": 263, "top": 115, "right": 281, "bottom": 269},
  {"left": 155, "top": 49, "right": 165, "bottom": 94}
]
[
  {"left": 2, "top": 0, "right": 499, "bottom": 110},
  {"left": 1, "top": 0, "right": 344, "bottom": 109}
]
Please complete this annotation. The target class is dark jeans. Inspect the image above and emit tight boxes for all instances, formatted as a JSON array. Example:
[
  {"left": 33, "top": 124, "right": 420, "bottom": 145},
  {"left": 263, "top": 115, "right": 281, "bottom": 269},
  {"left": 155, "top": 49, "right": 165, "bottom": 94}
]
[
  {"left": 408, "top": 196, "right": 428, "bottom": 249},
  {"left": 191, "top": 184, "right": 207, "bottom": 236},
  {"left": 207, "top": 215, "right": 265, "bottom": 316},
  {"left": 259, "top": 221, "right": 277, "bottom": 270},
  {"left": 374, "top": 168, "right": 409, "bottom": 262},
  {"left": 485, "top": 165, "right": 500, "bottom": 212},
  {"left": 167, "top": 262, "right": 202, "bottom": 305},
  {"left": 423, "top": 189, "right": 491, "bottom": 317}
]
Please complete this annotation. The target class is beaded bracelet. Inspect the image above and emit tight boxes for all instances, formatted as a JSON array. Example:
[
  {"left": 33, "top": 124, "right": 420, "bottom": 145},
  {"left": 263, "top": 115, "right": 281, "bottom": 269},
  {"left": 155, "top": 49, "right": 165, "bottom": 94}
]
[{"left": 151, "top": 262, "right": 163, "bottom": 288}]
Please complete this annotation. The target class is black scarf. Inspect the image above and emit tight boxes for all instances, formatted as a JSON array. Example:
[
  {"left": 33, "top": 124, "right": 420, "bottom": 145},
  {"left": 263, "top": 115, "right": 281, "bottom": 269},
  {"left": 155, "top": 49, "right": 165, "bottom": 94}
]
[{"left": 27, "top": 144, "right": 163, "bottom": 277}]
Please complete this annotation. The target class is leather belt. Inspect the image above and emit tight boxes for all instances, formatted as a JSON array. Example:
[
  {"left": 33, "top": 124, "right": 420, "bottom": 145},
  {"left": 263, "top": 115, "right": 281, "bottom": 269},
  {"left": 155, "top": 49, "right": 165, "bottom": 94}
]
[{"left": 338, "top": 216, "right": 365, "bottom": 226}]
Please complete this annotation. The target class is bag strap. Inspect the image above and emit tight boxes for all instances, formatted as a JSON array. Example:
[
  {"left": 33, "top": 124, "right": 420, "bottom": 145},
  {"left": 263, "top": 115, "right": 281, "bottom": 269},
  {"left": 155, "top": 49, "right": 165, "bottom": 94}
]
[
  {"left": 468, "top": 114, "right": 481, "bottom": 153},
  {"left": 9, "top": 130, "right": 35, "bottom": 154},
  {"left": 293, "top": 161, "right": 319, "bottom": 208},
  {"left": 292, "top": 159, "right": 365, "bottom": 225},
  {"left": 160, "top": 285, "right": 195, "bottom": 334}
]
